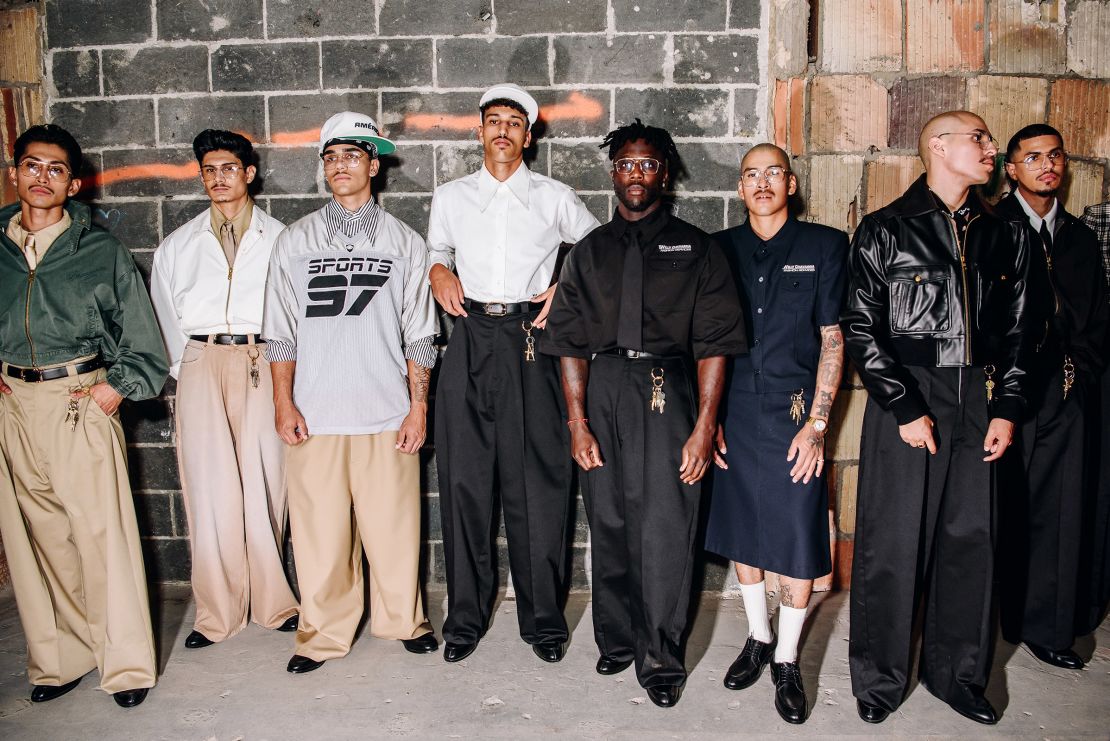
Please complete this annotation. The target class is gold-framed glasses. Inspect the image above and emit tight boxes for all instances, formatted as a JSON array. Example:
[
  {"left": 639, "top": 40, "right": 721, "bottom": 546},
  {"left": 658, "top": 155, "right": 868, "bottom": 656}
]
[
  {"left": 614, "top": 157, "right": 662, "bottom": 175},
  {"left": 322, "top": 151, "right": 367, "bottom": 168},
  {"left": 1013, "top": 150, "right": 1067, "bottom": 171},
  {"left": 741, "top": 165, "right": 789, "bottom": 186},
  {"left": 937, "top": 130, "right": 999, "bottom": 151},
  {"left": 201, "top": 164, "right": 244, "bottom": 180},
  {"left": 18, "top": 159, "right": 71, "bottom": 181}
]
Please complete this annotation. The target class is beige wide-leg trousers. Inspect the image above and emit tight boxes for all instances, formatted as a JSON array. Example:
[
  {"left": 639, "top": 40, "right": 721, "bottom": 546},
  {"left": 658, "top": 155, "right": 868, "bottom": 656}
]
[
  {"left": 286, "top": 432, "right": 431, "bottom": 661},
  {"left": 175, "top": 339, "right": 297, "bottom": 641},
  {"left": 0, "top": 367, "right": 157, "bottom": 693}
]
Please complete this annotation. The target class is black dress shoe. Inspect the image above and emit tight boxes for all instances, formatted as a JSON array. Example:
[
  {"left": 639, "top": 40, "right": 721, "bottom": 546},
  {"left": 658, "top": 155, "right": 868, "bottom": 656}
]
[
  {"left": 276, "top": 614, "right": 299, "bottom": 632},
  {"left": 596, "top": 655, "right": 634, "bottom": 675},
  {"left": 532, "top": 642, "right": 565, "bottom": 663},
  {"left": 30, "top": 677, "right": 81, "bottom": 703},
  {"left": 857, "top": 699, "right": 890, "bottom": 724},
  {"left": 947, "top": 684, "right": 998, "bottom": 725},
  {"left": 770, "top": 660, "right": 808, "bottom": 724},
  {"left": 184, "top": 630, "right": 214, "bottom": 649},
  {"left": 1026, "top": 642, "right": 1084, "bottom": 669},
  {"left": 724, "top": 634, "right": 777, "bottom": 690},
  {"left": 402, "top": 632, "right": 439, "bottom": 654},
  {"left": 112, "top": 688, "right": 148, "bottom": 708},
  {"left": 645, "top": 684, "right": 683, "bottom": 708},
  {"left": 443, "top": 641, "right": 478, "bottom": 663},
  {"left": 286, "top": 654, "right": 325, "bottom": 674}
]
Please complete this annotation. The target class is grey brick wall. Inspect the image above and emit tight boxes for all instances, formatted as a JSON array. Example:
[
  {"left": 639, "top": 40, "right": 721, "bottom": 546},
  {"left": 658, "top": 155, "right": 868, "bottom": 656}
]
[{"left": 42, "top": 0, "right": 766, "bottom": 590}]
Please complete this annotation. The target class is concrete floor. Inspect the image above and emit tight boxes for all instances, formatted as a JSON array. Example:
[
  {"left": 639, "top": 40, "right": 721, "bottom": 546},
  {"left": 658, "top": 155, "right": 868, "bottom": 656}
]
[{"left": 0, "top": 586, "right": 1107, "bottom": 740}]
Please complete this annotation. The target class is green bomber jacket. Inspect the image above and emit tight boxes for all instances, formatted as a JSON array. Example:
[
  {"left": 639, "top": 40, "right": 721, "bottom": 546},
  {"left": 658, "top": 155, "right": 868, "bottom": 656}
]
[{"left": 0, "top": 199, "right": 168, "bottom": 400}]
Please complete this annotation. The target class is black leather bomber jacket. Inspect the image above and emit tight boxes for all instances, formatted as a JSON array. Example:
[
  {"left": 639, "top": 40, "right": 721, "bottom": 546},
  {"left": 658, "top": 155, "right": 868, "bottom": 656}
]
[{"left": 841, "top": 175, "right": 1033, "bottom": 424}]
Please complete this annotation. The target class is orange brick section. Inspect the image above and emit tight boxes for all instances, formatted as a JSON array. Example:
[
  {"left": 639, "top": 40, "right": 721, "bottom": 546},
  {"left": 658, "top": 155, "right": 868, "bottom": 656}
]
[
  {"left": 804, "top": 154, "right": 864, "bottom": 232},
  {"left": 888, "top": 77, "right": 967, "bottom": 150},
  {"left": 864, "top": 155, "right": 925, "bottom": 213},
  {"left": 1048, "top": 78, "right": 1110, "bottom": 160},
  {"left": 906, "top": 0, "right": 986, "bottom": 73},
  {"left": 967, "top": 75, "right": 1048, "bottom": 156},
  {"left": 1067, "top": 1, "right": 1110, "bottom": 79},
  {"left": 820, "top": 0, "right": 902, "bottom": 73},
  {"left": 772, "top": 77, "right": 807, "bottom": 157},
  {"left": 809, "top": 75, "right": 888, "bottom": 153},
  {"left": 988, "top": 0, "right": 1066, "bottom": 75}
]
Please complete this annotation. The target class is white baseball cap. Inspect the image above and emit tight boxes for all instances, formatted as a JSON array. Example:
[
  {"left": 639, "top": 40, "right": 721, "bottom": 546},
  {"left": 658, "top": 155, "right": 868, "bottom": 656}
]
[
  {"left": 479, "top": 84, "right": 539, "bottom": 129},
  {"left": 318, "top": 111, "right": 396, "bottom": 156}
]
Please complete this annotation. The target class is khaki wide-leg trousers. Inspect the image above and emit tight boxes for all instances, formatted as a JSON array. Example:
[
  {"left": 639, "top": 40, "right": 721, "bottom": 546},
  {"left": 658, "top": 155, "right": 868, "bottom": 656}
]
[
  {"left": 0, "top": 368, "right": 156, "bottom": 693},
  {"left": 286, "top": 432, "right": 431, "bottom": 661},
  {"left": 175, "top": 340, "right": 297, "bottom": 640}
]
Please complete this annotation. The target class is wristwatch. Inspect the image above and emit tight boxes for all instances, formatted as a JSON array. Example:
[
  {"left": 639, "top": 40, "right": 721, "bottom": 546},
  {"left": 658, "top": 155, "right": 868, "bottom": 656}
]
[{"left": 807, "top": 417, "right": 828, "bottom": 433}]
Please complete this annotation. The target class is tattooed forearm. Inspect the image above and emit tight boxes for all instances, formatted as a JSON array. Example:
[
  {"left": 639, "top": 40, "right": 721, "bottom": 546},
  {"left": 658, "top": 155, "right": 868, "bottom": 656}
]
[
  {"left": 810, "top": 325, "right": 845, "bottom": 425},
  {"left": 408, "top": 362, "right": 431, "bottom": 404},
  {"left": 813, "top": 390, "right": 834, "bottom": 419}
]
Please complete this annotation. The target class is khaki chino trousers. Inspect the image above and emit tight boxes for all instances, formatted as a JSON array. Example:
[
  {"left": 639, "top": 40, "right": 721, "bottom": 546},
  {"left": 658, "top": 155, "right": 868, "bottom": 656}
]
[
  {"left": 0, "top": 368, "right": 157, "bottom": 693},
  {"left": 286, "top": 432, "right": 431, "bottom": 661},
  {"left": 175, "top": 340, "right": 298, "bottom": 641}
]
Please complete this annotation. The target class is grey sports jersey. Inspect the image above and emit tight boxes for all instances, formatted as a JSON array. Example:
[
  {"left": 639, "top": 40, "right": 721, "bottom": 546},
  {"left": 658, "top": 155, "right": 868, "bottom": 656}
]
[{"left": 263, "top": 202, "right": 437, "bottom": 435}]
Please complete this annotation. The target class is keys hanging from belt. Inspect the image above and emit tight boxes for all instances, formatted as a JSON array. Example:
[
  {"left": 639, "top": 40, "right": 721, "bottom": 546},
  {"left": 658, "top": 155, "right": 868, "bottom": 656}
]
[
  {"left": 650, "top": 367, "right": 666, "bottom": 414},
  {"left": 522, "top": 320, "right": 536, "bottom": 362},
  {"left": 1062, "top": 355, "right": 1075, "bottom": 399},
  {"left": 248, "top": 347, "right": 261, "bottom": 389},
  {"left": 984, "top": 364, "right": 996, "bottom": 403},
  {"left": 789, "top": 389, "right": 806, "bottom": 423},
  {"left": 65, "top": 381, "right": 90, "bottom": 430}
]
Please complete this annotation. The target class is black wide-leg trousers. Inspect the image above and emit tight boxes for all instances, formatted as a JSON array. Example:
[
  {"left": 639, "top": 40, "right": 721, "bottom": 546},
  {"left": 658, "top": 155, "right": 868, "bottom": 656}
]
[
  {"left": 850, "top": 366, "right": 995, "bottom": 712},
  {"left": 582, "top": 355, "right": 700, "bottom": 689},
  {"left": 435, "top": 311, "right": 572, "bottom": 646}
]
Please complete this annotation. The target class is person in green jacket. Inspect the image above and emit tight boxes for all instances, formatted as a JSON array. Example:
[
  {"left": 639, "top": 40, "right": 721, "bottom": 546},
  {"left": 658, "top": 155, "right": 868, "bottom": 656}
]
[{"left": 0, "top": 124, "right": 168, "bottom": 709}]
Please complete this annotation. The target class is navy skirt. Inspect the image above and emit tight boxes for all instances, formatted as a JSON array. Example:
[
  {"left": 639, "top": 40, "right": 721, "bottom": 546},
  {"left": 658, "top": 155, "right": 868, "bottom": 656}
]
[{"left": 704, "top": 388, "right": 831, "bottom": 579}]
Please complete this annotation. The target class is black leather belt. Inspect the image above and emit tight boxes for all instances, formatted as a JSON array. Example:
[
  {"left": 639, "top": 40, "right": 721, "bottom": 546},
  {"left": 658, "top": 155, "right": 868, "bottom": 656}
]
[
  {"left": 4, "top": 357, "right": 104, "bottom": 383},
  {"left": 462, "top": 299, "right": 535, "bottom": 317},
  {"left": 189, "top": 334, "right": 263, "bottom": 345},
  {"left": 602, "top": 348, "right": 681, "bottom": 360}
]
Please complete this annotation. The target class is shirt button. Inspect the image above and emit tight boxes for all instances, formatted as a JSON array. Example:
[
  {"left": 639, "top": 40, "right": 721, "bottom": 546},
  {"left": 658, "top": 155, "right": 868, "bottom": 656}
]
[
  {"left": 758, "top": 276, "right": 764, "bottom": 283},
  {"left": 757, "top": 307, "right": 763, "bottom": 314},
  {"left": 754, "top": 369, "right": 761, "bottom": 375}
]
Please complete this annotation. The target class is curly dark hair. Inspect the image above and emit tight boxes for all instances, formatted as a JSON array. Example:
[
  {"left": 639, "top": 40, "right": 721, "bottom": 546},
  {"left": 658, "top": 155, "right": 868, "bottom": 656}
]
[{"left": 599, "top": 119, "right": 680, "bottom": 175}]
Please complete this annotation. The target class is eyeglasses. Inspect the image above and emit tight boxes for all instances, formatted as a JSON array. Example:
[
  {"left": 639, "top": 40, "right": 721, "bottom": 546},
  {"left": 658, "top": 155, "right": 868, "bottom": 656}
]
[
  {"left": 322, "top": 151, "right": 368, "bottom": 168},
  {"left": 1012, "top": 149, "right": 1067, "bottom": 171},
  {"left": 741, "top": 166, "right": 789, "bottom": 187},
  {"left": 18, "top": 159, "right": 71, "bottom": 181},
  {"left": 937, "top": 130, "right": 999, "bottom": 151},
  {"left": 201, "top": 164, "right": 244, "bottom": 180},
  {"left": 614, "top": 157, "right": 662, "bottom": 175}
]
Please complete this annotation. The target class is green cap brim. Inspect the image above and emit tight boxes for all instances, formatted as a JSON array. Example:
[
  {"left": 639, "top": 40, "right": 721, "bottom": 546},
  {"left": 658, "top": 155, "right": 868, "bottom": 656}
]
[{"left": 327, "top": 135, "right": 396, "bottom": 156}]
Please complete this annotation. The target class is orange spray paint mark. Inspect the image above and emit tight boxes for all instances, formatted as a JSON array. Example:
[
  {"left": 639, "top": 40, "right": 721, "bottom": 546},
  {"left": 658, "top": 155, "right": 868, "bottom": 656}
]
[{"left": 87, "top": 161, "right": 201, "bottom": 188}]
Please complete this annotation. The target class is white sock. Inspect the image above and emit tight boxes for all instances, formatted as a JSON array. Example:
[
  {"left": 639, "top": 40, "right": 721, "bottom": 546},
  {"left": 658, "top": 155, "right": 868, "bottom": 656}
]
[
  {"left": 774, "top": 604, "right": 808, "bottom": 663},
  {"left": 739, "top": 580, "right": 772, "bottom": 643}
]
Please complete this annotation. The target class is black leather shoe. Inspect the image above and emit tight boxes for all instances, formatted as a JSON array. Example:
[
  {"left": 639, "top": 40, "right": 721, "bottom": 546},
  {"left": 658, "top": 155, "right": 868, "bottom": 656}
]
[
  {"left": 770, "top": 660, "right": 808, "bottom": 724},
  {"left": 112, "top": 688, "right": 148, "bottom": 708},
  {"left": 402, "top": 632, "right": 439, "bottom": 654},
  {"left": 532, "top": 642, "right": 565, "bottom": 663},
  {"left": 596, "top": 655, "right": 634, "bottom": 675},
  {"left": 724, "top": 634, "right": 777, "bottom": 690},
  {"left": 30, "top": 678, "right": 81, "bottom": 703},
  {"left": 276, "top": 614, "right": 299, "bottom": 633},
  {"left": 857, "top": 699, "right": 890, "bottom": 724},
  {"left": 947, "top": 685, "right": 998, "bottom": 725},
  {"left": 443, "top": 641, "right": 478, "bottom": 663},
  {"left": 286, "top": 654, "right": 325, "bottom": 674},
  {"left": 1026, "top": 642, "right": 1084, "bottom": 669},
  {"left": 646, "top": 684, "right": 683, "bottom": 708},
  {"left": 184, "top": 630, "right": 214, "bottom": 649}
]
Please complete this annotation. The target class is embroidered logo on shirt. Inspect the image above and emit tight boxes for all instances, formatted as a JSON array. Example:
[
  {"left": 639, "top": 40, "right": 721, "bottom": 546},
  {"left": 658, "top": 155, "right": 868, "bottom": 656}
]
[
  {"left": 658, "top": 244, "right": 692, "bottom": 252},
  {"left": 782, "top": 264, "right": 816, "bottom": 272}
]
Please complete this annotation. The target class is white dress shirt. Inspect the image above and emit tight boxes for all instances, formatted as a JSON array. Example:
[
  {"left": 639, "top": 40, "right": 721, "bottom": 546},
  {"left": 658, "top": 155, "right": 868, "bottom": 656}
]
[
  {"left": 1014, "top": 189, "right": 1059, "bottom": 236},
  {"left": 151, "top": 204, "right": 285, "bottom": 377},
  {"left": 426, "top": 163, "right": 600, "bottom": 302}
]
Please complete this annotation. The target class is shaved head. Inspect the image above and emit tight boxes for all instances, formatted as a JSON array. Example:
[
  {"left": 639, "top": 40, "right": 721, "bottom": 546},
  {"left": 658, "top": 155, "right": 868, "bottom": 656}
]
[
  {"left": 741, "top": 143, "right": 790, "bottom": 171},
  {"left": 918, "top": 111, "right": 987, "bottom": 167}
]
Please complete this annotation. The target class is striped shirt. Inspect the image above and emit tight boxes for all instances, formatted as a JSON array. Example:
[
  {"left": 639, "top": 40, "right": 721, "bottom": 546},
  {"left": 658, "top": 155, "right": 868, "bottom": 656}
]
[{"left": 324, "top": 197, "right": 381, "bottom": 244}]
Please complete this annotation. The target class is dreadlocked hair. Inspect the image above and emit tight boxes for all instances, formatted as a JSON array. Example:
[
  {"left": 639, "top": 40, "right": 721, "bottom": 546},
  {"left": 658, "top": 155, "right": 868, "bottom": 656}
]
[{"left": 599, "top": 119, "right": 680, "bottom": 174}]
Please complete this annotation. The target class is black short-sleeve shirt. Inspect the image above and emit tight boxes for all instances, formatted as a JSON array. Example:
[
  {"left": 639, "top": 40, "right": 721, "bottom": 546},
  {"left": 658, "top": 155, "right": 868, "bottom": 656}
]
[
  {"left": 715, "top": 217, "right": 848, "bottom": 393},
  {"left": 540, "top": 208, "right": 747, "bottom": 360}
]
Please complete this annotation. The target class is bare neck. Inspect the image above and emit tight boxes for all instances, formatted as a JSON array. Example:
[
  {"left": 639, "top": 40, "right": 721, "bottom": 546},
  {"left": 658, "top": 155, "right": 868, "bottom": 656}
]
[
  {"left": 1017, "top": 187, "right": 1055, "bottom": 218},
  {"left": 485, "top": 157, "right": 524, "bottom": 183},
  {"left": 925, "top": 172, "right": 971, "bottom": 212},
  {"left": 18, "top": 202, "right": 68, "bottom": 233},
  {"left": 212, "top": 195, "right": 251, "bottom": 221}
]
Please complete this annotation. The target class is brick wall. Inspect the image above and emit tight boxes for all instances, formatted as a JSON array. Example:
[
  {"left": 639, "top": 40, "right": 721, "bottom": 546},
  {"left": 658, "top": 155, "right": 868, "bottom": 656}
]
[{"left": 31, "top": 0, "right": 767, "bottom": 590}]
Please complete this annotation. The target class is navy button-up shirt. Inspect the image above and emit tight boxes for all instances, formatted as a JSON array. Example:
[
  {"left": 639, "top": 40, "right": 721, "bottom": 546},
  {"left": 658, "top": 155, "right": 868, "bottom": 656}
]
[{"left": 714, "top": 217, "right": 848, "bottom": 393}]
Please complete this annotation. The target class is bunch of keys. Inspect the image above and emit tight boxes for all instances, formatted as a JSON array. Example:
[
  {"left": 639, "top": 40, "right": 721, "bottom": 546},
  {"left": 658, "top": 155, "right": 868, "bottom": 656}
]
[
  {"left": 984, "top": 364, "right": 996, "bottom": 402},
  {"left": 522, "top": 320, "right": 536, "bottom": 362},
  {"left": 650, "top": 367, "right": 666, "bottom": 414},
  {"left": 248, "top": 347, "right": 261, "bottom": 389},
  {"left": 789, "top": 389, "right": 806, "bottom": 423},
  {"left": 1062, "top": 355, "right": 1075, "bottom": 399},
  {"left": 65, "top": 382, "right": 87, "bottom": 430}
]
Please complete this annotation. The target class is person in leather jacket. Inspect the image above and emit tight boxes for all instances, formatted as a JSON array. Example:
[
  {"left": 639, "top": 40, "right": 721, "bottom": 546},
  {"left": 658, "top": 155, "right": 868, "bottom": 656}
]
[{"left": 841, "top": 111, "right": 1033, "bottom": 727}]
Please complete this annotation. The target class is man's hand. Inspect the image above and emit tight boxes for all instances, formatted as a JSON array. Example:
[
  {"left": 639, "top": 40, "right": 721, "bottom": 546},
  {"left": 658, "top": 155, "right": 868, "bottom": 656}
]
[
  {"left": 679, "top": 425, "right": 714, "bottom": 485},
  {"left": 396, "top": 403, "right": 427, "bottom": 455},
  {"left": 713, "top": 423, "right": 728, "bottom": 469},
  {"left": 275, "top": 400, "right": 309, "bottom": 445},
  {"left": 898, "top": 415, "right": 936, "bottom": 454},
  {"left": 982, "top": 418, "right": 1014, "bottom": 462},
  {"left": 570, "top": 422, "right": 604, "bottom": 471},
  {"left": 530, "top": 284, "right": 557, "bottom": 329},
  {"left": 72, "top": 381, "right": 123, "bottom": 416},
  {"left": 429, "top": 263, "right": 468, "bottom": 317},
  {"left": 787, "top": 424, "right": 825, "bottom": 484},
  {"left": 0, "top": 378, "right": 11, "bottom": 395}
]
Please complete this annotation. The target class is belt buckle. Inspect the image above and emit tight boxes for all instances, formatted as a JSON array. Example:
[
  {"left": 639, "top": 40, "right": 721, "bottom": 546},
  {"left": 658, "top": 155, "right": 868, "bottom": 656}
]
[
  {"left": 484, "top": 302, "right": 508, "bottom": 317},
  {"left": 627, "top": 349, "right": 643, "bottom": 359}
]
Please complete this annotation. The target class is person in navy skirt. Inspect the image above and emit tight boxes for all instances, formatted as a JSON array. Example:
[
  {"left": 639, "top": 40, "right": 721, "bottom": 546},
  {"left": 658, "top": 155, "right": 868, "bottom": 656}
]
[{"left": 706, "top": 143, "right": 848, "bottom": 724}]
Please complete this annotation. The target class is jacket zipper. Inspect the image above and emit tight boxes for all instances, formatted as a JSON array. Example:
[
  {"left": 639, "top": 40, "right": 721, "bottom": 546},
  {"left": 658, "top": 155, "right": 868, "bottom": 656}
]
[
  {"left": 25, "top": 269, "right": 37, "bottom": 367},
  {"left": 225, "top": 264, "right": 234, "bottom": 334},
  {"left": 946, "top": 213, "right": 977, "bottom": 366}
]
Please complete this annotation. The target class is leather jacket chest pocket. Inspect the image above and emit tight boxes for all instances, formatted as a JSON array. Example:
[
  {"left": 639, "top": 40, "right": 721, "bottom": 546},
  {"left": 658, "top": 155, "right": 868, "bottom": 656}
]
[
  {"left": 888, "top": 266, "right": 950, "bottom": 335},
  {"left": 781, "top": 273, "right": 814, "bottom": 307}
]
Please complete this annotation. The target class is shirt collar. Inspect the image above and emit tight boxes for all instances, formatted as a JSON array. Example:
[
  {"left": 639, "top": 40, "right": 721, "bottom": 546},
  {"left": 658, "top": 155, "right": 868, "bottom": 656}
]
[
  {"left": 743, "top": 214, "right": 798, "bottom": 248},
  {"left": 611, "top": 205, "right": 670, "bottom": 245},
  {"left": 325, "top": 197, "right": 380, "bottom": 241},
  {"left": 1013, "top": 190, "right": 1058, "bottom": 234},
  {"left": 478, "top": 162, "right": 531, "bottom": 211}
]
